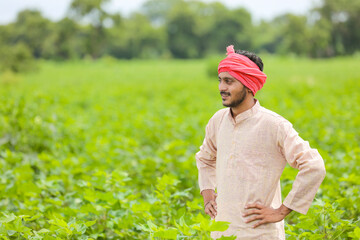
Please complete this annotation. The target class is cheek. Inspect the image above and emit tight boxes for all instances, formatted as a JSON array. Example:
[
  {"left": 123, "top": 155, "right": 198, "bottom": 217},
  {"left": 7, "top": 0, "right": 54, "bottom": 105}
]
[
  {"left": 230, "top": 87, "right": 240, "bottom": 95},
  {"left": 237, "top": 85, "right": 246, "bottom": 93}
]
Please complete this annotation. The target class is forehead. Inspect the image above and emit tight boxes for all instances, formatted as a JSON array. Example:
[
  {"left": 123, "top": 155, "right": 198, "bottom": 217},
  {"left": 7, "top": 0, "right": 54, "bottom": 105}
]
[{"left": 218, "top": 71, "right": 236, "bottom": 79}]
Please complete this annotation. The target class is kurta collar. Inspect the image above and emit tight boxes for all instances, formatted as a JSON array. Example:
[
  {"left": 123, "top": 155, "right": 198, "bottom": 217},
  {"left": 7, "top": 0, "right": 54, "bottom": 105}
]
[{"left": 228, "top": 98, "right": 261, "bottom": 124}]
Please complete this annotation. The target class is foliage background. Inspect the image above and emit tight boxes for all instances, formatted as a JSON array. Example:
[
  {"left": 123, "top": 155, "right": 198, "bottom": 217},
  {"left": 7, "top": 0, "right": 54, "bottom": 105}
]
[
  {"left": 1, "top": 0, "right": 360, "bottom": 69},
  {"left": 0, "top": 0, "right": 360, "bottom": 239}
]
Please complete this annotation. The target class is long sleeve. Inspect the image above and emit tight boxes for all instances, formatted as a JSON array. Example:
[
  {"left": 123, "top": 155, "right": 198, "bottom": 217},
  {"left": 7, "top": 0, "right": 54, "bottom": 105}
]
[
  {"left": 277, "top": 120, "right": 326, "bottom": 215},
  {"left": 195, "top": 119, "right": 217, "bottom": 194}
]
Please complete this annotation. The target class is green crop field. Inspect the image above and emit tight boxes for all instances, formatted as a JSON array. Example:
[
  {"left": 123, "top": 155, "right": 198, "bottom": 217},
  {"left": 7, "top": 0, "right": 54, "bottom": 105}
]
[{"left": 0, "top": 56, "right": 360, "bottom": 239}]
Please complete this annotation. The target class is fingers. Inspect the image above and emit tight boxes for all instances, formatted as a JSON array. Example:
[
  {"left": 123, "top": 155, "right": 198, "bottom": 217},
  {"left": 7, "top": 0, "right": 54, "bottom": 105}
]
[
  {"left": 243, "top": 203, "right": 266, "bottom": 227},
  {"left": 245, "top": 203, "right": 264, "bottom": 210},
  {"left": 204, "top": 200, "right": 217, "bottom": 219},
  {"left": 208, "top": 200, "right": 217, "bottom": 215},
  {"left": 243, "top": 210, "right": 268, "bottom": 228},
  {"left": 205, "top": 205, "right": 216, "bottom": 218},
  {"left": 244, "top": 214, "right": 263, "bottom": 223},
  {"left": 242, "top": 209, "right": 262, "bottom": 217},
  {"left": 243, "top": 204, "right": 280, "bottom": 228},
  {"left": 253, "top": 219, "right": 267, "bottom": 228}
]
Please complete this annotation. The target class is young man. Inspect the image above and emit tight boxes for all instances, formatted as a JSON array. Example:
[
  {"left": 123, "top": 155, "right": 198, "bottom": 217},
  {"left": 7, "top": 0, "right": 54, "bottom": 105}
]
[{"left": 195, "top": 45, "right": 326, "bottom": 239}]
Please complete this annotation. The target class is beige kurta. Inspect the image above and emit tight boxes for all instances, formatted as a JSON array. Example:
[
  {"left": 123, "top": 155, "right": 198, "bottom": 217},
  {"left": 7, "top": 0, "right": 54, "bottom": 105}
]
[{"left": 195, "top": 99, "right": 326, "bottom": 239}]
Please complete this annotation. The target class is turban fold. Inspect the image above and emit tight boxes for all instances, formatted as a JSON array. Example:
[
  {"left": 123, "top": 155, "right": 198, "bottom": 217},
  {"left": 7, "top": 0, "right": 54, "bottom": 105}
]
[{"left": 218, "top": 45, "right": 267, "bottom": 95}]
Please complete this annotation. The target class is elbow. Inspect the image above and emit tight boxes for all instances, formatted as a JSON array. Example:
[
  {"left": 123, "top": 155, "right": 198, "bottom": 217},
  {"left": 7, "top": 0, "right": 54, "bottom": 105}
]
[
  {"left": 195, "top": 151, "right": 216, "bottom": 169},
  {"left": 314, "top": 159, "right": 326, "bottom": 180},
  {"left": 320, "top": 165, "right": 326, "bottom": 180}
]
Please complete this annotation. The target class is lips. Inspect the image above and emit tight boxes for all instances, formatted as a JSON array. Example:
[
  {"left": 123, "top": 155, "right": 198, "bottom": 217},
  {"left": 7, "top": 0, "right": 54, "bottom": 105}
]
[{"left": 220, "top": 92, "right": 230, "bottom": 98}]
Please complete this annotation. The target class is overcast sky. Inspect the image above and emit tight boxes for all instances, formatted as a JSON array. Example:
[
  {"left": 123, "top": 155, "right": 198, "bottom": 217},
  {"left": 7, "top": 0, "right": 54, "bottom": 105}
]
[{"left": 0, "top": 0, "right": 321, "bottom": 24}]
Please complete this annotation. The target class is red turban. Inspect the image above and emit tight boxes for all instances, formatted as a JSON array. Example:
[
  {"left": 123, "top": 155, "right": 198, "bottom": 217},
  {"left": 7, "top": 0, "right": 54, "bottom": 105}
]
[{"left": 218, "top": 45, "right": 267, "bottom": 95}]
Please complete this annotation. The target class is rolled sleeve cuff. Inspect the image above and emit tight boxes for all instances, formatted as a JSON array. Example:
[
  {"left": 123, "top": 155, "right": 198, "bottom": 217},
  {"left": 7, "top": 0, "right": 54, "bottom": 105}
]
[{"left": 283, "top": 196, "right": 312, "bottom": 215}]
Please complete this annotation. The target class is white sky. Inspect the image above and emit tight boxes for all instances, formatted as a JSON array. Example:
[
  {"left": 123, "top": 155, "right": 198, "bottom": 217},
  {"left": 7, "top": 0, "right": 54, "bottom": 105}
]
[{"left": 0, "top": 0, "right": 321, "bottom": 24}]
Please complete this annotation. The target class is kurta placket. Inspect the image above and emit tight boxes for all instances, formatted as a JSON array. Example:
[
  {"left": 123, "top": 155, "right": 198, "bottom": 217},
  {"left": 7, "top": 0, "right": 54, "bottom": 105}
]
[{"left": 195, "top": 99, "right": 326, "bottom": 240}]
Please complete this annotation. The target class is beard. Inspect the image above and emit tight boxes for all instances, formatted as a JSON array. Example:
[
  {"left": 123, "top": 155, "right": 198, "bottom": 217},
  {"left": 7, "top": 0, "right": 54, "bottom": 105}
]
[{"left": 221, "top": 87, "right": 247, "bottom": 108}]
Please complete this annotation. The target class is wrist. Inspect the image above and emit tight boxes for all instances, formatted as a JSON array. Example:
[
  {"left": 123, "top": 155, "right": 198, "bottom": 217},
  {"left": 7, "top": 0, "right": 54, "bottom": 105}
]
[
  {"left": 279, "top": 204, "right": 292, "bottom": 216},
  {"left": 201, "top": 189, "right": 215, "bottom": 196},
  {"left": 201, "top": 189, "right": 216, "bottom": 201}
]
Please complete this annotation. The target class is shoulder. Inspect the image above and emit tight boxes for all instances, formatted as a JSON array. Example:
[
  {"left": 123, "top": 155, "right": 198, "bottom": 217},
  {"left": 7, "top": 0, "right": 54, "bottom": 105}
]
[
  {"left": 257, "top": 106, "right": 298, "bottom": 146},
  {"left": 204, "top": 108, "right": 228, "bottom": 133},
  {"left": 258, "top": 106, "right": 291, "bottom": 125},
  {"left": 257, "top": 106, "right": 295, "bottom": 135},
  {"left": 211, "top": 108, "right": 228, "bottom": 119},
  {"left": 208, "top": 108, "right": 228, "bottom": 125},
  {"left": 259, "top": 106, "right": 300, "bottom": 139}
]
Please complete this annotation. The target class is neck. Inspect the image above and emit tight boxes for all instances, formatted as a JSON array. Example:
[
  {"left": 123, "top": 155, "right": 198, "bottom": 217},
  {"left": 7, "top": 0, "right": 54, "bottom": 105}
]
[{"left": 230, "top": 97, "right": 256, "bottom": 118}]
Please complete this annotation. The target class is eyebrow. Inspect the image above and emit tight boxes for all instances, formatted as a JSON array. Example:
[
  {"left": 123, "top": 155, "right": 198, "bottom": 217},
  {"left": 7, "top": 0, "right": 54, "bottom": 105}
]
[{"left": 218, "top": 76, "right": 235, "bottom": 80}]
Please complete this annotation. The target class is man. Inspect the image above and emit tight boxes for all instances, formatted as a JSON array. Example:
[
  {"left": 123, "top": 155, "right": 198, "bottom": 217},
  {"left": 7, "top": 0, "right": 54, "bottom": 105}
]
[{"left": 195, "top": 45, "right": 326, "bottom": 239}]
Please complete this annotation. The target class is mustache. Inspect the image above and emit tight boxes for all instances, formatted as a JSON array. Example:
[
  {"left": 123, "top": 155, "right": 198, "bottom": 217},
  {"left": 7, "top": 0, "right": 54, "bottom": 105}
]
[{"left": 220, "top": 91, "right": 230, "bottom": 96}]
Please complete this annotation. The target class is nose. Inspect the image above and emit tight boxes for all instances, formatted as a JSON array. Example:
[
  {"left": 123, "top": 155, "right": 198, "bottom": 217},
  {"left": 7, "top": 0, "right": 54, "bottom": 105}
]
[{"left": 219, "top": 80, "right": 227, "bottom": 92}]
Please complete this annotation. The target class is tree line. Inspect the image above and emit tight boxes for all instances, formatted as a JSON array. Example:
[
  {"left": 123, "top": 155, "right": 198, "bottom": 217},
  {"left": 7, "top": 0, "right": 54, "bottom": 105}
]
[{"left": 0, "top": 0, "right": 359, "bottom": 69}]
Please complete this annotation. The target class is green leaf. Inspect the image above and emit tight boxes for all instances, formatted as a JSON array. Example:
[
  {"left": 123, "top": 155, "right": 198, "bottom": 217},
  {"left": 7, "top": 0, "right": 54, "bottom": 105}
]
[
  {"left": 174, "top": 215, "right": 193, "bottom": 236},
  {"left": 74, "top": 223, "right": 87, "bottom": 234},
  {"left": 0, "top": 213, "right": 16, "bottom": 223},
  {"left": 85, "top": 220, "right": 96, "bottom": 227},
  {"left": 147, "top": 220, "right": 158, "bottom": 231},
  {"left": 49, "top": 218, "right": 68, "bottom": 228},
  {"left": 349, "top": 227, "right": 360, "bottom": 239},
  {"left": 217, "top": 235, "right": 237, "bottom": 240},
  {"left": 83, "top": 188, "right": 97, "bottom": 203},
  {"left": 153, "top": 228, "right": 178, "bottom": 239},
  {"left": 37, "top": 228, "right": 51, "bottom": 234},
  {"left": 13, "top": 217, "right": 31, "bottom": 234},
  {"left": 7, "top": 230, "right": 17, "bottom": 236},
  {"left": 131, "top": 201, "right": 151, "bottom": 213},
  {"left": 209, "top": 220, "right": 231, "bottom": 232},
  {"left": 27, "top": 213, "right": 42, "bottom": 222}
]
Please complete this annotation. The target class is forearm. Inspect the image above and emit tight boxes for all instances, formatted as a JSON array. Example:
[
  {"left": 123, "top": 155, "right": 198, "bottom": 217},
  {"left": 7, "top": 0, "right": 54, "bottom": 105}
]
[
  {"left": 279, "top": 120, "right": 326, "bottom": 214},
  {"left": 283, "top": 157, "right": 326, "bottom": 214},
  {"left": 196, "top": 152, "right": 216, "bottom": 193},
  {"left": 279, "top": 204, "right": 292, "bottom": 217}
]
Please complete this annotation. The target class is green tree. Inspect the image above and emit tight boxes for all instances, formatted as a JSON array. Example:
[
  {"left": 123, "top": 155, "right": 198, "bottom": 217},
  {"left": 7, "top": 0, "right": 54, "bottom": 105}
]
[
  {"left": 0, "top": 25, "right": 12, "bottom": 46},
  {"left": 42, "top": 18, "right": 79, "bottom": 60},
  {"left": 0, "top": 42, "right": 36, "bottom": 73},
  {"left": 141, "top": 0, "right": 182, "bottom": 26},
  {"left": 254, "top": 12, "right": 332, "bottom": 57},
  {"left": 276, "top": 14, "right": 311, "bottom": 56},
  {"left": 205, "top": 5, "right": 253, "bottom": 54},
  {"left": 307, "top": 17, "right": 332, "bottom": 57},
  {"left": 314, "top": 0, "right": 360, "bottom": 55},
  {"left": 68, "top": 0, "right": 111, "bottom": 58},
  {"left": 166, "top": 1, "right": 200, "bottom": 58},
  {"left": 107, "top": 13, "right": 166, "bottom": 59},
  {"left": 252, "top": 20, "right": 282, "bottom": 54},
  {"left": 11, "top": 10, "right": 52, "bottom": 58}
]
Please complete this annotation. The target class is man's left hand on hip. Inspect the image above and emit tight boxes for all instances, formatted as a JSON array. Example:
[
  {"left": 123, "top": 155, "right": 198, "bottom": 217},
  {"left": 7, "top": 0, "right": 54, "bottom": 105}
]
[{"left": 243, "top": 203, "right": 292, "bottom": 228}]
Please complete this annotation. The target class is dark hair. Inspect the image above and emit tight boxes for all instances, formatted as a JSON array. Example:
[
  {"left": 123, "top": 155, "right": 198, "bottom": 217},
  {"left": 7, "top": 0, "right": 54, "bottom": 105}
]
[{"left": 235, "top": 50, "right": 264, "bottom": 72}]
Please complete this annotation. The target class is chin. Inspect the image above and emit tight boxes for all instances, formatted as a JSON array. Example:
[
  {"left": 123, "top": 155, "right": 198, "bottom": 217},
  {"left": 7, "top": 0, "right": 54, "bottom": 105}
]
[{"left": 222, "top": 101, "right": 231, "bottom": 107}]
